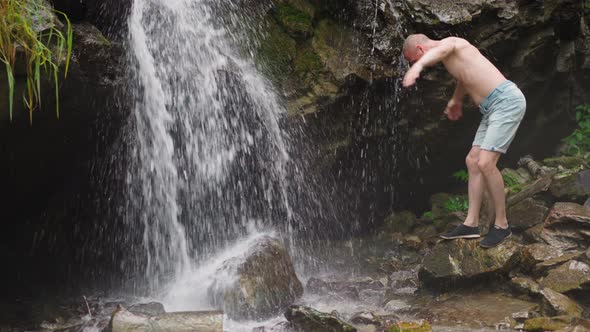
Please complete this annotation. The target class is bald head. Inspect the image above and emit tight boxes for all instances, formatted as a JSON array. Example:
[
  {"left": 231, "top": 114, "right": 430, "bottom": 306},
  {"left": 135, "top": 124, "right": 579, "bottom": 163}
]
[{"left": 403, "top": 34, "right": 431, "bottom": 61}]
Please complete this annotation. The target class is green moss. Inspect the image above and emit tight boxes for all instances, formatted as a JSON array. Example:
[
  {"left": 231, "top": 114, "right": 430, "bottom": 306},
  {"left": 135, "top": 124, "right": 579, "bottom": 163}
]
[
  {"left": 293, "top": 47, "right": 323, "bottom": 85},
  {"left": 274, "top": 3, "right": 313, "bottom": 35},
  {"left": 389, "top": 320, "right": 432, "bottom": 332},
  {"left": 523, "top": 316, "right": 570, "bottom": 331},
  {"left": 383, "top": 211, "right": 417, "bottom": 234},
  {"left": 543, "top": 156, "right": 588, "bottom": 169},
  {"left": 256, "top": 22, "right": 297, "bottom": 82}
]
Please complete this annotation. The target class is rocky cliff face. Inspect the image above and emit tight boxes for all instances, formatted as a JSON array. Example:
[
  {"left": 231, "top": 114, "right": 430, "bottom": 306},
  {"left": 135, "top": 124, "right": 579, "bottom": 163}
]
[{"left": 253, "top": 0, "right": 590, "bottom": 227}]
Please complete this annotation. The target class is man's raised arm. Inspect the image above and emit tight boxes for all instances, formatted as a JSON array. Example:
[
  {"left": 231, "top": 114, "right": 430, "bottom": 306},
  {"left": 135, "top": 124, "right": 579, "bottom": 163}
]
[{"left": 402, "top": 38, "right": 457, "bottom": 87}]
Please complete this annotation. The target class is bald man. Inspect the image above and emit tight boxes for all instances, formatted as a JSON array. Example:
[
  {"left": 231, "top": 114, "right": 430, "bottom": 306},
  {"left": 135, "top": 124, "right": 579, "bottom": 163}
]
[{"left": 402, "top": 34, "right": 526, "bottom": 248}]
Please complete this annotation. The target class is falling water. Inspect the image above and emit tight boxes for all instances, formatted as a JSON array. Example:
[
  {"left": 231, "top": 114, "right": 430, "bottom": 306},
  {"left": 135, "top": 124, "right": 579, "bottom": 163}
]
[{"left": 126, "top": 0, "right": 293, "bottom": 295}]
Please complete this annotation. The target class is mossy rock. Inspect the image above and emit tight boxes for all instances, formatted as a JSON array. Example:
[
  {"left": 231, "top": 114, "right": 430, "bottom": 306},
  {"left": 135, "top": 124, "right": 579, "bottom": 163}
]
[
  {"left": 543, "top": 156, "right": 588, "bottom": 169},
  {"left": 285, "top": 305, "right": 357, "bottom": 332},
  {"left": 256, "top": 22, "right": 297, "bottom": 82},
  {"left": 311, "top": 19, "right": 372, "bottom": 82},
  {"left": 388, "top": 320, "right": 432, "bottom": 332},
  {"left": 273, "top": 3, "right": 313, "bottom": 36},
  {"left": 419, "top": 239, "right": 523, "bottom": 288},
  {"left": 549, "top": 170, "right": 590, "bottom": 202},
  {"left": 539, "top": 260, "right": 590, "bottom": 293},
  {"left": 382, "top": 211, "right": 417, "bottom": 234},
  {"left": 523, "top": 316, "right": 572, "bottom": 331},
  {"left": 429, "top": 193, "right": 452, "bottom": 220},
  {"left": 293, "top": 46, "right": 324, "bottom": 86}
]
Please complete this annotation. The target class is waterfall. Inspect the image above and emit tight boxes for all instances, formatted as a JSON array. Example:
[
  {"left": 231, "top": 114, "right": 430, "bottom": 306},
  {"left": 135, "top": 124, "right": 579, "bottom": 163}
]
[{"left": 126, "top": 0, "right": 293, "bottom": 295}]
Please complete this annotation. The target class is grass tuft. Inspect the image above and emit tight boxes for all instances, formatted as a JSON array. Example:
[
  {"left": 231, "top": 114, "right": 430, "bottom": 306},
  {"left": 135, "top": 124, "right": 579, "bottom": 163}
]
[{"left": 0, "top": 0, "right": 72, "bottom": 122}]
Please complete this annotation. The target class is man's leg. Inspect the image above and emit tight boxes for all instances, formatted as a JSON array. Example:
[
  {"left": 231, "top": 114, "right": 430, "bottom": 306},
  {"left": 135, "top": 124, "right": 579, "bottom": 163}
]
[
  {"left": 477, "top": 150, "right": 508, "bottom": 229},
  {"left": 439, "top": 146, "right": 484, "bottom": 239},
  {"left": 464, "top": 146, "right": 485, "bottom": 227}
]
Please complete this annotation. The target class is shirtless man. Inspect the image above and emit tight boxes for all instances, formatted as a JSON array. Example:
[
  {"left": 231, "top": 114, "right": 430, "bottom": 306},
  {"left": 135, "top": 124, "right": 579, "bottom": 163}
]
[{"left": 402, "top": 34, "right": 526, "bottom": 248}]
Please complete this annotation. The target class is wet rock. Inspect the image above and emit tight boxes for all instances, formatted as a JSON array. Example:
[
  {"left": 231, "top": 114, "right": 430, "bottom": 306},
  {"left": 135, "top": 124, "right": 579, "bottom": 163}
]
[
  {"left": 350, "top": 312, "right": 380, "bottom": 326},
  {"left": 402, "top": 235, "right": 422, "bottom": 250},
  {"left": 273, "top": 2, "right": 313, "bottom": 36},
  {"left": 543, "top": 156, "right": 589, "bottom": 170},
  {"left": 388, "top": 270, "right": 418, "bottom": 295},
  {"left": 383, "top": 300, "right": 411, "bottom": 313},
  {"left": 523, "top": 243, "right": 564, "bottom": 265},
  {"left": 412, "top": 225, "right": 438, "bottom": 241},
  {"left": 306, "top": 278, "right": 359, "bottom": 299},
  {"left": 539, "top": 260, "right": 590, "bottom": 293},
  {"left": 512, "top": 311, "right": 534, "bottom": 321},
  {"left": 429, "top": 193, "right": 452, "bottom": 221},
  {"left": 381, "top": 211, "right": 417, "bottom": 234},
  {"left": 541, "top": 203, "right": 590, "bottom": 249},
  {"left": 306, "top": 277, "right": 384, "bottom": 300},
  {"left": 540, "top": 288, "right": 583, "bottom": 317},
  {"left": 510, "top": 277, "right": 542, "bottom": 296},
  {"left": 524, "top": 316, "right": 572, "bottom": 331},
  {"left": 108, "top": 308, "right": 223, "bottom": 332},
  {"left": 311, "top": 20, "right": 374, "bottom": 83},
  {"left": 284, "top": 305, "right": 357, "bottom": 332},
  {"left": 555, "top": 318, "right": 590, "bottom": 332},
  {"left": 54, "top": 318, "right": 111, "bottom": 332},
  {"left": 388, "top": 320, "right": 432, "bottom": 332},
  {"left": 208, "top": 236, "right": 303, "bottom": 320},
  {"left": 550, "top": 171, "right": 590, "bottom": 202},
  {"left": 419, "top": 239, "right": 522, "bottom": 288},
  {"left": 507, "top": 198, "right": 550, "bottom": 230},
  {"left": 128, "top": 302, "right": 165, "bottom": 316},
  {"left": 533, "top": 251, "right": 586, "bottom": 276}
]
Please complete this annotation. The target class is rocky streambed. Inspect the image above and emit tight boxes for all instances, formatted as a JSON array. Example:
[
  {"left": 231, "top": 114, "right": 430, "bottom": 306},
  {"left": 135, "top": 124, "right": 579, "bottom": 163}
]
[{"left": 4, "top": 152, "right": 590, "bottom": 332}]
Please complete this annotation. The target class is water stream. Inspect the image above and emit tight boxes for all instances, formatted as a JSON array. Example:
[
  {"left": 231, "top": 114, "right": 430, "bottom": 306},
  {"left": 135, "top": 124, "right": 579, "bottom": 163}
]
[{"left": 127, "top": 0, "right": 294, "bottom": 301}]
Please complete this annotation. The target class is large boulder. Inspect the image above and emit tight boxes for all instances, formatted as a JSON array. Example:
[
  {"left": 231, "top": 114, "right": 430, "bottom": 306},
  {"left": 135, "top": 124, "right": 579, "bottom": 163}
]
[
  {"left": 284, "top": 305, "right": 357, "bottom": 332},
  {"left": 208, "top": 236, "right": 303, "bottom": 320},
  {"left": 507, "top": 198, "right": 550, "bottom": 230},
  {"left": 549, "top": 170, "right": 590, "bottom": 202},
  {"left": 540, "top": 288, "right": 583, "bottom": 317},
  {"left": 380, "top": 211, "right": 417, "bottom": 234},
  {"left": 540, "top": 203, "right": 590, "bottom": 250},
  {"left": 523, "top": 316, "right": 572, "bottom": 332},
  {"left": 419, "top": 239, "right": 522, "bottom": 288},
  {"left": 108, "top": 308, "right": 223, "bottom": 332},
  {"left": 539, "top": 260, "right": 590, "bottom": 294}
]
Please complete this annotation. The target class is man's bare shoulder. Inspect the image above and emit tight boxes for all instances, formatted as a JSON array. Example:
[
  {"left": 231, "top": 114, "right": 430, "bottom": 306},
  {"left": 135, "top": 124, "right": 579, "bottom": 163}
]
[{"left": 441, "top": 37, "right": 470, "bottom": 47}]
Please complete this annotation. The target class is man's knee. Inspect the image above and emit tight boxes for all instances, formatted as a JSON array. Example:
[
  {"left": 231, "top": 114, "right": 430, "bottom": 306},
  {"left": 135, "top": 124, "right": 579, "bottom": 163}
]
[
  {"left": 477, "top": 158, "right": 497, "bottom": 174},
  {"left": 465, "top": 154, "right": 479, "bottom": 171}
]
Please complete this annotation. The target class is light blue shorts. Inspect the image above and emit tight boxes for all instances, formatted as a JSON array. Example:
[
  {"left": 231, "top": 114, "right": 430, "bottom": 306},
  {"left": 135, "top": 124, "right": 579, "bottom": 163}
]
[{"left": 473, "top": 80, "right": 526, "bottom": 154}]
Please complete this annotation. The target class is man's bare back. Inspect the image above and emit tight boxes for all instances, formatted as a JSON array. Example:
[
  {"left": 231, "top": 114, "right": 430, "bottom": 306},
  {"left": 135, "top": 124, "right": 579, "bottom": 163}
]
[
  {"left": 441, "top": 38, "right": 506, "bottom": 105},
  {"left": 403, "top": 36, "right": 506, "bottom": 105}
]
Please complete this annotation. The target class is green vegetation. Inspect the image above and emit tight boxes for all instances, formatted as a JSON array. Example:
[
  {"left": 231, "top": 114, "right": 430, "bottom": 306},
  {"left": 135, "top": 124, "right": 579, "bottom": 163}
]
[
  {"left": 257, "top": 24, "right": 296, "bottom": 81},
  {"left": 274, "top": 3, "right": 313, "bottom": 35},
  {"left": 293, "top": 47, "right": 323, "bottom": 85},
  {"left": 444, "top": 196, "right": 469, "bottom": 213},
  {"left": 502, "top": 171, "right": 523, "bottom": 194},
  {"left": 1, "top": 0, "right": 72, "bottom": 122},
  {"left": 452, "top": 169, "right": 469, "bottom": 183},
  {"left": 563, "top": 104, "right": 590, "bottom": 156},
  {"left": 421, "top": 211, "right": 434, "bottom": 219}
]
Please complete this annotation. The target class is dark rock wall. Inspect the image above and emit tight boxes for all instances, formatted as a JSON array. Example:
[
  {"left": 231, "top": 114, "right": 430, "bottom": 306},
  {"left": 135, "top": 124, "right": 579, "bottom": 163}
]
[
  {"left": 267, "top": 0, "right": 590, "bottom": 228},
  {"left": 0, "top": 22, "right": 129, "bottom": 299}
]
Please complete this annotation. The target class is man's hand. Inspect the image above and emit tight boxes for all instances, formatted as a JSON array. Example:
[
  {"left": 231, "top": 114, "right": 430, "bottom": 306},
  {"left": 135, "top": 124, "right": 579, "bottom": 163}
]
[
  {"left": 402, "top": 64, "right": 423, "bottom": 87},
  {"left": 444, "top": 100, "right": 462, "bottom": 121}
]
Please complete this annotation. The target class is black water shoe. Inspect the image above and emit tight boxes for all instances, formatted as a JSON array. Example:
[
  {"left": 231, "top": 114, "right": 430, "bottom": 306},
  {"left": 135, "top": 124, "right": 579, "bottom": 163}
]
[
  {"left": 439, "top": 224, "right": 481, "bottom": 240},
  {"left": 480, "top": 225, "right": 512, "bottom": 248}
]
